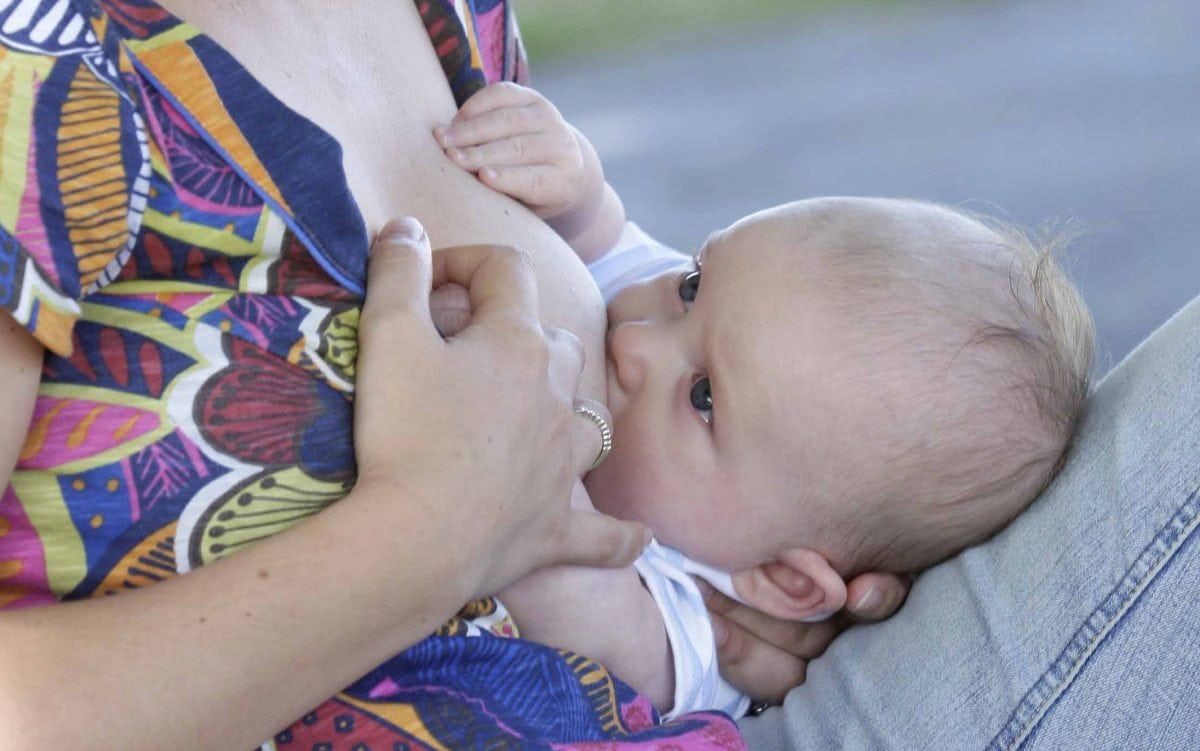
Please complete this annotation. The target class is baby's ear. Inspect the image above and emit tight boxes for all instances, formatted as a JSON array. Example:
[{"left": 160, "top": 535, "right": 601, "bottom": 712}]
[{"left": 730, "top": 549, "right": 847, "bottom": 622}]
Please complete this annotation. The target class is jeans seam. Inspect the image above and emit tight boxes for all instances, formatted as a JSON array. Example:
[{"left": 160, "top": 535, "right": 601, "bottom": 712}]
[{"left": 986, "top": 486, "right": 1200, "bottom": 751}]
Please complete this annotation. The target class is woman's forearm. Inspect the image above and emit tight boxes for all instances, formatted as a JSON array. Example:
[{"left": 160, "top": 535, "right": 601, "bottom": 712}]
[
  {"left": 0, "top": 233, "right": 648, "bottom": 749},
  {"left": 0, "top": 478, "right": 474, "bottom": 750}
]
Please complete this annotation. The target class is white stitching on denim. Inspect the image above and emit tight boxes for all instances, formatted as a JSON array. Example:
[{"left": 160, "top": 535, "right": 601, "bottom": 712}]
[{"left": 987, "top": 487, "right": 1200, "bottom": 750}]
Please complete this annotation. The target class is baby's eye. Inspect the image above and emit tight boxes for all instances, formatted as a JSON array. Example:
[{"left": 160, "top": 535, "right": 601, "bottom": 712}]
[
  {"left": 689, "top": 375, "right": 713, "bottom": 424},
  {"left": 678, "top": 268, "right": 701, "bottom": 304}
]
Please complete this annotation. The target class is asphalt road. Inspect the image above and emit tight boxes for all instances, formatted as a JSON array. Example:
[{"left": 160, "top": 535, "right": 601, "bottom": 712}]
[{"left": 537, "top": 0, "right": 1200, "bottom": 372}]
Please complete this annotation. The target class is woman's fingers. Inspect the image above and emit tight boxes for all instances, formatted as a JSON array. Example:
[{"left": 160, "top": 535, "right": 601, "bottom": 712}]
[
  {"left": 545, "top": 327, "right": 585, "bottom": 400},
  {"left": 362, "top": 217, "right": 436, "bottom": 334},
  {"left": 703, "top": 584, "right": 842, "bottom": 662},
  {"left": 544, "top": 328, "right": 603, "bottom": 474},
  {"left": 702, "top": 571, "right": 913, "bottom": 701},
  {"left": 843, "top": 571, "right": 912, "bottom": 623},
  {"left": 431, "top": 243, "right": 541, "bottom": 333},
  {"left": 428, "top": 283, "right": 471, "bottom": 338},
  {"left": 555, "top": 507, "right": 648, "bottom": 570},
  {"left": 569, "top": 396, "right": 612, "bottom": 481},
  {"left": 709, "top": 611, "right": 807, "bottom": 702}
]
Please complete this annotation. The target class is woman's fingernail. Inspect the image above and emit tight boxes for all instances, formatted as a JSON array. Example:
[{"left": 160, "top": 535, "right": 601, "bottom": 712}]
[
  {"left": 379, "top": 217, "right": 425, "bottom": 245},
  {"left": 434, "top": 126, "right": 454, "bottom": 147},
  {"left": 449, "top": 148, "right": 465, "bottom": 162},
  {"left": 482, "top": 167, "right": 498, "bottom": 181},
  {"left": 642, "top": 527, "right": 653, "bottom": 548},
  {"left": 854, "top": 586, "right": 883, "bottom": 613},
  {"left": 799, "top": 608, "right": 836, "bottom": 623},
  {"left": 711, "top": 617, "right": 729, "bottom": 647}
]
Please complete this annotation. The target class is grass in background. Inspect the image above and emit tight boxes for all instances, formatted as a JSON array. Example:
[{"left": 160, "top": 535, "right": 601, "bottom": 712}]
[{"left": 515, "top": 0, "right": 895, "bottom": 62}]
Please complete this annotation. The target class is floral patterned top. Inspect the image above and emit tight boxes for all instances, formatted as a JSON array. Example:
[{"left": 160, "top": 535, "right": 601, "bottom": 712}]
[{"left": 0, "top": 1, "right": 744, "bottom": 748}]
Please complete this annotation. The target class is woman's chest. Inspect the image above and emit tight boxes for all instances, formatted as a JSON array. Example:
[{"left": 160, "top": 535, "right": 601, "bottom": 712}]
[
  {"left": 179, "top": 0, "right": 459, "bottom": 231},
  {"left": 2, "top": 0, "right": 607, "bottom": 611},
  {"left": 162, "top": 0, "right": 608, "bottom": 394}
]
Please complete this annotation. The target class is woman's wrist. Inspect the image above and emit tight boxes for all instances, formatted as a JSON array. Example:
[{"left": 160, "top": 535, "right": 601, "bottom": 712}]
[{"left": 348, "top": 473, "right": 481, "bottom": 605}]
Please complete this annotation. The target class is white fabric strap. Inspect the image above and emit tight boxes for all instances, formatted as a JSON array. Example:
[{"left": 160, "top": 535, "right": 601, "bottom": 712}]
[
  {"left": 587, "top": 221, "right": 692, "bottom": 304},
  {"left": 675, "top": 553, "right": 744, "bottom": 605},
  {"left": 635, "top": 540, "right": 751, "bottom": 720}
]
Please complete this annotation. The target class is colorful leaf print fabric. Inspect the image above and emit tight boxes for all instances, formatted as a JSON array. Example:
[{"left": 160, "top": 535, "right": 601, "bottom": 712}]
[{"left": 0, "top": 1, "right": 745, "bottom": 748}]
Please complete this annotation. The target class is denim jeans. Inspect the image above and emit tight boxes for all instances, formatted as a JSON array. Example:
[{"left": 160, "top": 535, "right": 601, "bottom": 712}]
[{"left": 741, "top": 295, "right": 1200, "bottom": 750}]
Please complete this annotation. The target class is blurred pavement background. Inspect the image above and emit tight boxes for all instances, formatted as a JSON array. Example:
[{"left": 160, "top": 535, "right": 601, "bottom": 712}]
[{"left": 531, "top": 0, "right": 1200, "bottom": 373}]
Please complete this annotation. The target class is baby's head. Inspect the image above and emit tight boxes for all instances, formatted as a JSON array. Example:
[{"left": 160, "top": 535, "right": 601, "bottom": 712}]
[{"left": 585, "top": 197, "right": 1094, "bottom": 620}]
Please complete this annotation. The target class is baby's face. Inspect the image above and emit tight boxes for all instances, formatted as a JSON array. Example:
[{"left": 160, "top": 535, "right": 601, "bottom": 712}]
[{"left": 585, "top": 200, "right": 888, "bottom": 572}]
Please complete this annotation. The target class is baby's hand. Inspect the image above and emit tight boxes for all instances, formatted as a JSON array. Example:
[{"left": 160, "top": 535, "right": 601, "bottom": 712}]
[{"left": 435, "top": 82, "right": 594, "bottom": 221}]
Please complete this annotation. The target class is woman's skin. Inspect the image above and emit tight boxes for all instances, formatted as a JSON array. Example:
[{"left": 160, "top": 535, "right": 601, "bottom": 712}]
[
  {"left": 0, "top": 1, "right": 908, "bottom": 745},
  {"left": 0, "top": 224, "right": 646, "bottom": 749},
  {"left": 167, "top": 0, "right": 613, "bottom": 408}
]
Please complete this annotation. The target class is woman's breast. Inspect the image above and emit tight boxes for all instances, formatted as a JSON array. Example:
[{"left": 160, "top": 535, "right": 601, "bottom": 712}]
[
  {"left": 358, "top": 140, "right": 611, "bottom": 403},
  {"left": 160, "top": 0, "right": 608, "bottom": 402},
  {"left": 346, "top": 98, "right": 611, "bottom": 405}
]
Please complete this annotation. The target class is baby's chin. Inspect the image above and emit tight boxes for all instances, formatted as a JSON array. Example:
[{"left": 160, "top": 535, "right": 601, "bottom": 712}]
[{"left": 581, "top": 456, "right": 660, "bottom": 535}]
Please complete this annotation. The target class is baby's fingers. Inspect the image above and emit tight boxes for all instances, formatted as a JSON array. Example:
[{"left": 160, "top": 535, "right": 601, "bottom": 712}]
[
  {"left": 709, "top": 612, "right": 808, "bottom": 703},
  {"left": 456, "top": 81, "right": 542, "bottom": 120},
  {"left": 436, "top": 103, "right": 552, "bottom": 149},
  {"left": 448, "top": 134, "right": 576, "bottom": 172},
  {"left": 479, "top": 165, "right": 575, "bottom": 213}
]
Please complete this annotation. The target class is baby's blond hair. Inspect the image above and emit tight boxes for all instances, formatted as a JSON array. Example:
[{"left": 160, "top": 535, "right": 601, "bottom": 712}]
[{"left": 816, "top": 202, "right": 1094, "bottom": 574}]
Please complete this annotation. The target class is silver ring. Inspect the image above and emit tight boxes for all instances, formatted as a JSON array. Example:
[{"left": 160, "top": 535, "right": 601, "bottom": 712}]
[{"left": 573, "top": 403, "right": 613, "bottom": 472}]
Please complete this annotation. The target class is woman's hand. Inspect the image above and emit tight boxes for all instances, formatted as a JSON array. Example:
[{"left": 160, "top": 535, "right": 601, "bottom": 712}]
[
  {"left": 0, "top": 219, "right": 645, "bottom": 750},
  {"left": 355, "top": 218, "right": 648, "bottom": 600},
  {"left": 704, "top": 571, "right": 912, "bottom": 702}
]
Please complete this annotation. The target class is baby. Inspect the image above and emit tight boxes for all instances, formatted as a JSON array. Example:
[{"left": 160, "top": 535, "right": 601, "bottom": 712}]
[{"left": 432, "top": 82, "right": 1095, "bottom": 718}]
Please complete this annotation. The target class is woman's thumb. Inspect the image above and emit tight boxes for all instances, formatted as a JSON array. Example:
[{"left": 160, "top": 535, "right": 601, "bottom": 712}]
[
  {"left": 557, "top": 509, "right": 650, "bottom": 570},
  {"left": 365, "top": 217, "right": 434, "bottom": 323}
]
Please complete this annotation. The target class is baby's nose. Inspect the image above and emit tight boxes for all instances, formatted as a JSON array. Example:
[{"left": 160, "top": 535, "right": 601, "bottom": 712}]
[
  {"left": 606, "top": 267, "right": 688, "bottom": 327},
  {"left": 607, "top": 320, "right": 654, "bottom": 392}
]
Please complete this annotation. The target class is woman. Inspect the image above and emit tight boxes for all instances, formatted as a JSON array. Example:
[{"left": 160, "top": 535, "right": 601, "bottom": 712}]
[{"left": 0, "top": 1, "right": 904, "bottom": 747}]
